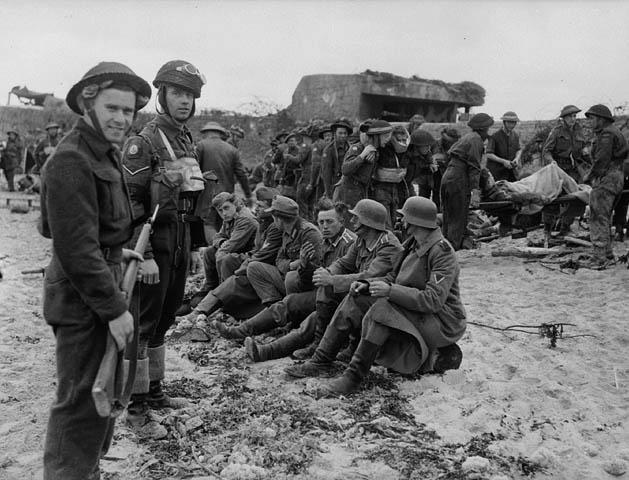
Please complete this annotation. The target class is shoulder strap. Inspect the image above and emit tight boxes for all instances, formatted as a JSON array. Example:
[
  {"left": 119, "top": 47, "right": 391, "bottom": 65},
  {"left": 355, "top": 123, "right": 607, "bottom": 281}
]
[{"left": 157, "top": 128, "right": 178, "bottom": 162}]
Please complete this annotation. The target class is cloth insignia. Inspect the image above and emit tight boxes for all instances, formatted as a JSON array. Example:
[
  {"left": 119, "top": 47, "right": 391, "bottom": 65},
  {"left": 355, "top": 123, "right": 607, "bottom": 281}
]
[
  {"left": 129, "top": 144, "right": 138, "bottom": 155},
  {"left": 434, "top": 273, "right": 444, "bottom": 284}
]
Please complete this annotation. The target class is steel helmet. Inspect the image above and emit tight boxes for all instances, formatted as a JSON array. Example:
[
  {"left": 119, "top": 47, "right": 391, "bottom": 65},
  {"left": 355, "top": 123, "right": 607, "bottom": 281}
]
[
  {"left": 409, "top": 114, "right": 426, "bottom": 124},
  {"left": 330, "top": 118, "right": 353, "bottom": 133},
  {"left": 45, "top": 122, "right": 60, "bottom": 130},
  {"left": 348, "top": 199, "right": 387, "bottom": 231},
  {"left": 585, "top": 104, "right": 614, "bottom": 122},
  {"left": 200, "top": 121, "right": 227, "bottom": 135},
  {"left": 153, "top": 60, "right": 205, "bottom": 98},
  {"left": 559, "top": 105, "right": 581, "bottom": 118},
  {"left": 500, "top": 111, "right": 520, "bottom": 122},
  {"left": 397, "top": 196, "right": 438, "bottom": 229},
  {"left": 66, "top": 61, "right": 151, "bottom": 114},
  {"left": 410, "top": 129, "right": 436, "bottom": 147}
]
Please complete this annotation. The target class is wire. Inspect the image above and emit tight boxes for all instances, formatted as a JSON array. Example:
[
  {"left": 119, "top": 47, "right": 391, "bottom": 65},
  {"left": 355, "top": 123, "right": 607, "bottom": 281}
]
[{"left": 467, "top": 320, "right": 597, "bottom": 347}]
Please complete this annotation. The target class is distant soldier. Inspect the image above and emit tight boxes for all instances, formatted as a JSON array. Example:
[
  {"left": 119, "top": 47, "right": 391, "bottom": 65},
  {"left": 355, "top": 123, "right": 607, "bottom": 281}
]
[
  {"left": 582, "top": 104, "right": 628, "bottom": 267},
  {"left": 432, "top": 128, "right": 461, "bottom": 211},
  {"left": 405, "top": 129, "right": 437, "bottom": 205},
  {"left": 40, "top": 61, "right": 151, "bottom": 480},
  {"left": 33, "top": 122, "right": 61, "bottom": 173},
  {"left": 227, "top": 124, "right": 245, "bottom": 149},
  {"left": 2, "top": 128, "right": 23, "bottom": 191},
  {"left": 275, "top": 131, "right": 302, "bottom": 199},
  {"left": 296, "top": 125, "right": 317, "bottom": 220},
  {"left": 486, "top": 111, "right": 521, "bottom": 182},
  {"left": 334, "top": 120, "right": 392, "bottom": 209},
  {"left": 321, "top": 118, "right": 352, "bottom": 198},
  {"left": 310, "top": 123, "right": 333, "bottom": 198},
  {"left": 249, "top": 139, "right": 278, "bottom": 189},
  {"left": 542, "top": 105, "right": 587, "bottom": 183},
  {"left": 196, "top": 121, "right": 252, "bottom": 241},
  {"left": 441, "top": 113, "right": 494, "bottom": 250},
  {"left": 408, "top": 113, "right": 426, "bottom": 134}
]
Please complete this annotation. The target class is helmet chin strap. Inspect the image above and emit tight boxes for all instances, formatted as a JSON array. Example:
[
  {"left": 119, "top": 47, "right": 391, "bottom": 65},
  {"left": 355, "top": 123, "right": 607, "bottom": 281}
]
[{"left": 83, "top": 97, "right": 132, "bottom": 145}]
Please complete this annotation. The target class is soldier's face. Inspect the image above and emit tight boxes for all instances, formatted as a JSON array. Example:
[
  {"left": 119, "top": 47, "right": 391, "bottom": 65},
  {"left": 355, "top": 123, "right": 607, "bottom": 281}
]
[
  {"left": 287, "top": 137, "right": 298, "bottom": 148},
  {"left": 318, "top": 209, "right": 343, "bottom": 239},
  {"left": 217, "top": 201, "right": 237, "bottom": 221},
  {"left": 322, "top": 132, "right": 332, "bottom": 142},
  {"left": 89, "top": 88, "right": 136, "bottom": 144},
  {"left": 503, "top": 121, "right": 517, "bottom": 132},
  {"left": 562, "top": 114, "right": 577, "bottom": 128},
  {"left": 335, "top": 128, "right": 349, "bottom": 142},
  {"left": 165, "top": 86, "right": 194, "bottom": 122},
  {"left": 47, "top": 128, "right": 59, "bottom": 138}
]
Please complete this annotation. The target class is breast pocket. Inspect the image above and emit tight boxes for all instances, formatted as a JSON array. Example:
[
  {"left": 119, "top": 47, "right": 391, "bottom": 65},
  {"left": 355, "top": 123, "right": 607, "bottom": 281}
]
[{"left": 94, "top": 167, "right": 128, "bottom": 222}]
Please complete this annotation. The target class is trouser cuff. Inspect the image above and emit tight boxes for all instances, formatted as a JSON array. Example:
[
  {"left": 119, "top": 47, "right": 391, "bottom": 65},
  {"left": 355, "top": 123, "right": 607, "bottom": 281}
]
[{"left": 148, "top": 345, "right": 166, "bottom": 382}]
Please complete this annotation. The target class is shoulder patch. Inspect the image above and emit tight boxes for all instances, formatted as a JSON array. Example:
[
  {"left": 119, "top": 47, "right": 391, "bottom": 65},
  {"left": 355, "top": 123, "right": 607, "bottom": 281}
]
[
  {"left": 123, "top": 137, "right": 145, "bottom": 160},
  {"left": 352, "top": 146, "right": 359, "bottom": 151},
  {"left": 439, "top": 240, "right": 452, "bottom": 252}
]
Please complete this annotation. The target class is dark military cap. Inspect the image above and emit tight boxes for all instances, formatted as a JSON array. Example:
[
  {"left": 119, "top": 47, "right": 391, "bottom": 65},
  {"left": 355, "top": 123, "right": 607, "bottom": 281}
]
[
  {"left": 317, "top": 123, "right": 332, "bottom": 138},
  {"left": 560, "top": 105, "right": 581, "bottom": 118},
  {"left": 255, "top": 186, "right": 280, "bottom": 202},
  {"left": 585, "top": 104, "right": 613, "bottom": 122},
  {"left": 274, "top": 131, "right": 289, "bottom": 142},
  {"left": 467, "top": 113, "right": 494, "bottom": 129},
  {"left": 201, "top": 121, "right": 227, "bottom": 134},
  {"left": 441, "top": 127, "right": 461, "bottom": 140},
  {"left": 330, "top": 118, "right": 353, "bottom": 133},
  {"left": 45, "top": 122, "right": 60, "bottom": 130},
  {"left": 265, "top": 195, "right": 299, "bottom": 216}
]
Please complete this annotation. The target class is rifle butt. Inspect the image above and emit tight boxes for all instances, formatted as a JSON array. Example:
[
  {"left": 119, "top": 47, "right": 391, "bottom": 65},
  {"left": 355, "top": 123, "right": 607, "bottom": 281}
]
[{"left": 92, "top": 334, "right": 119, "bottom": 418}]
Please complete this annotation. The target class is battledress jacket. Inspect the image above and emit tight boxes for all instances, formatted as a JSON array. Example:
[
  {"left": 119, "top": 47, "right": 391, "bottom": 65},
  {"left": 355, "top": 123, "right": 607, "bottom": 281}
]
[
  {"left": 213, "top": 208, "right": 259, "bottom": 255},
  {"left": 366, "top": 229, "right": 466, "bottom": 372},
  {"left": 333, "top": 143, "right": 378, "bottom": 207},
  {"left": 39, "top": 118, "right": 132, "bottom": 325},
  {"left": 446, "top": 131, "right": 485, "bottom": 191},
  {"left": 321, "top": 140, "right": 349, "bottom": 198}
]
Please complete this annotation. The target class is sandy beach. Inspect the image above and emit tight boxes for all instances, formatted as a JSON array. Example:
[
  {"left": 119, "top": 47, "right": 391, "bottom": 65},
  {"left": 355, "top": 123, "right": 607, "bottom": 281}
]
[{"left": 1, "top": 206, "right": 628, "bottom": 480}]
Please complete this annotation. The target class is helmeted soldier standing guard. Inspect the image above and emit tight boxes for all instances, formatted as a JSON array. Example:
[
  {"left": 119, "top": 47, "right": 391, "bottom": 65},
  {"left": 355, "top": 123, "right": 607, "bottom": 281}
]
[
  {"left": 2, "top": 128, "right": 23, "bottom": 191},
  {"left": 34, "top": 122, "right": 61, "bottom": 173},
  {"left": 321, "top": 118, "right": 352, "bottom": 198},
  {"left": 542, "top": 105, "right": 588, "bottom": 183},
  {"left": 122, "top": 60, "right": 206, "bottom": 422},
  {"left": 40, "top": 61, "right": 151, "bottom": 480},
  {"left": 582, "top": 104, "right": 628, "bottom": 268}
]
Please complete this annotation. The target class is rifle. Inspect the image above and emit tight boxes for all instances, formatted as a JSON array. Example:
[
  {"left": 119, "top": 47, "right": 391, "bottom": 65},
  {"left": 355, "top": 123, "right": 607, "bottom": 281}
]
[{"left": 92, "top": 205, "right": 159, "bottom": 418}]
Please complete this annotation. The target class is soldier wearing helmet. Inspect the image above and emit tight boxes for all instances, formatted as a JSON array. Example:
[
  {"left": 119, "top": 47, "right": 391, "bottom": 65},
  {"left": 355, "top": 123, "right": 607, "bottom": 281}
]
[
  {"left": 408, "top": 113, "right": 426, "bottom": 134},
  {"left": 309, "top": 122, "right": 333, "bottom": 198},
  {"left": 39, "top": 61, "right": 151, "bottom": 480},
  {"left": 1, "top": 128, "right": 23, "bottom": 191},
  {"left": 226, "top": 124, "right": 245, "bottom": 149},
  {"left": 405, "top": 128, "right": 438, "bottom": 208},
  {"left": 334, "top": 119, "right": 392, "bottom": 209},
  {"left": 541, "top": 105, "right": 587, "bottom": 183},
  {"left": 286, "top": 196, "right": 465, "bottom": 397},
  {"left": 432, "top": 128, "right": 461, "bottom": 211},
  {"left": 121, "top": 60, "right": 206, "bottom": 424},
  {"left": 441, "top": 112, "right": 494, "bottom": 250},
  {"left": 33, "top": 122, "right": 61, "bottom": 173},
  {"left": 372, "top": 125, "right": 412, "bottom": 227},
  {"left": 321, "top": 118, "right": 353, "bottom": 198},
  {"left": 486, "top": 111, "right": 521, "bottom": 182},
  {"left": 285, "top": 198, "right": 403, "bottom": 378},
  {"left": 582, "top": 104, "right": 628, "bottom": 267}
]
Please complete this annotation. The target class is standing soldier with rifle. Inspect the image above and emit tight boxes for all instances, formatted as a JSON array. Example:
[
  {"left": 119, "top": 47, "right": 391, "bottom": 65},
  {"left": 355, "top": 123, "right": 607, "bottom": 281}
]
[
  {"left": 39, "top": 61, "right": 151, "bottom": 480},
  {"left": 122, "top": 60, "right": 206, "bottom": 426},
  {"left": 33, "top": 122, "right": 62, "bottom": 173},
  {"left": 2, "top": 128, "right": 23, "bottom": 191}
]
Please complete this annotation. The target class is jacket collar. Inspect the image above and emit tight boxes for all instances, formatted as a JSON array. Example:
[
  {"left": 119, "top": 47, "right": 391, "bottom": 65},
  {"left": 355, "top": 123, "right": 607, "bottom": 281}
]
[
  {"left": 155, "top": 114, "right": 190, "bottom": 139},
  {"left": 414, "top": 228, "right": 444, "bottom": 258},
  {"left": 324, "top": 227, "right": 345, "bottom": 248}
]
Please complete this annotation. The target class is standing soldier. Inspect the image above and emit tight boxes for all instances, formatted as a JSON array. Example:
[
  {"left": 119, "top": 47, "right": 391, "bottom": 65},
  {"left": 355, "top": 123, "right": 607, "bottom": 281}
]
[
  {"left": 249, "top": 139, "right": 278, "bottom": 189},
  {"left": 310, "top": 123, "right": 332, "bottom": 198},
  {"left": 432, "top": 128, "right": 461, "bottom": 211},
  {"left": 441, "top": 113, "right": 494, "bottom": 250},
  {"left": 405, "top": 129, "right": 437, "bottom": 205},
  {"left": 408, "top": 113, "right": 426, "bottom": 134},
  {"left": 486, "top": 111, "right": 521, "bottom": 182},
  {"left": 542, "top": 105, "right": 587, "bottom": 182},
  {"left": 582, "top": 104, "right": 628, "bottom": 268},
  {"left": 2, "top": 128, "right": 23, "bottom": 191},
  {"left": 196, "top": 121, "right": 252, "bottom": 242},
  {"left": 122, "top": 60, "right": 206, "bottom": 423},
  {"left": 33, "top": 122, "right": 61, "bottom": 173},
  {"left": 227, "top": 124, "right": 245, "bottom": 149},
  {"left": 321, "top": 118, "right": 352, "bottom": 198},
  {"left": 276, "top": 131, "right": 302, "bottom": 199},
  {"left": 335, "top": 120, "right": 392, "bottom": 209},
  {"left": 40, "top": 61, "right": 151, "bottom": 480},
  {"left": 296, "top": 125, "right": 316, "bottom": 220}
]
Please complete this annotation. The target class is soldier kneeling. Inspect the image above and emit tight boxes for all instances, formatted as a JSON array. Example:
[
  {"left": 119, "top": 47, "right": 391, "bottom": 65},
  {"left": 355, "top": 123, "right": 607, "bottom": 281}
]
[{"left": 285, "top": 196, "right": 467, "bottom": 397}]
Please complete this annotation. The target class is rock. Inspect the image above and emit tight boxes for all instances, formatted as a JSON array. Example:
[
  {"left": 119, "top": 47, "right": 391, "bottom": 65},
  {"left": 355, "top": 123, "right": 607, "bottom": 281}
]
[
  {"left": 603, "top": 460, "right": 627, "bottom": 477},
  {"left": 138, "top": 421, "right": 168, "bottom": 439},
  {"left": 529, "top": 447, "right": 555, "bottom": 468},
  {"left": 461, "top": 456, "right": 490, "bottom": 473},
  {"left": 185, "top": 416, "right": 204, "bottom": 431},
  {"left": 582, "top": 443, "right": 600, "bottom": 457}
]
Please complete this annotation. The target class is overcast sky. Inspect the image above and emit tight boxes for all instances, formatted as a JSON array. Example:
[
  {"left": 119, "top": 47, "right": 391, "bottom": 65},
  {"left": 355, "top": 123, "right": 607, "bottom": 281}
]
[{"left": 1, "top": 0, "right": 628, "bottom": 120}]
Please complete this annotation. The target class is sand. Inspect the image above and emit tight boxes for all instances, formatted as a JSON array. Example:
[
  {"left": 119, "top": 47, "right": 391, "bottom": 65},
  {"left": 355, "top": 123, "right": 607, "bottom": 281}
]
[{"left": 0, "top": 206, "right": 628, "bottom": 480}]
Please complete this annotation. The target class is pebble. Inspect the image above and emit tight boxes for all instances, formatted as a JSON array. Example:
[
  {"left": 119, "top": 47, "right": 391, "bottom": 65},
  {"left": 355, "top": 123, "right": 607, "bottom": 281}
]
[
  {"left": 603, "top": 460, "right": 627, "bottom": 477},
  {"left": 461, "top": 456, "right": 490, "bottom": 472},
  {"left": 582, "top": 443, "right": 600, "bottom": 457},
  {"left": 529, "top": 447, "right": 555, "bottom": 468}
]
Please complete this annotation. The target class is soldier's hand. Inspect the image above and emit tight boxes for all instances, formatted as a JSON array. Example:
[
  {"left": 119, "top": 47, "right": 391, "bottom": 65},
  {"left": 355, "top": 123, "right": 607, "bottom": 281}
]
[
  {"left": 312, "top": 267, "right": 333, "bottom": 287},
  {"left": 138, "top": 258, "right": 160, "bottom": 284},
  {"left": 300, "top": 242, "right": 316, "bottom": 267},
  {"left": 369, "top": 280, "right": 391, "bottom": 297},
  {"left": 190, "top": 249, "right": 203, "bottom": 275},
  {"left": 109, "top": 311, "right": 134, "bottom": 351},
  {"left": 122, "top": 248, "right": 144, "bottom": 263},
  {"left": 350, "top": 280, "right": 369, "bottom": 295},
  {"left": 469, "top": 189, "right": 481, "bottom": 209}
]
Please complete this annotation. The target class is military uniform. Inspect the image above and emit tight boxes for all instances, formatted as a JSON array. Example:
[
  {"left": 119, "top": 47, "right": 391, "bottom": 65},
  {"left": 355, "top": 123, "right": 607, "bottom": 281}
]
[
  {"left": 249, "top": 149, "right": 277, "bottom": 189},
  {"left": 327, "top": 229, "right": 466, "bottom": 374},
  {"left": 406, "top": 149, "right": 435, "bottom": 200},
  {"left": 321, "top": 139, "right": 349, "bottom": 198},
  {"left": 247, "top": 216, "right": 323, "bottom": 305},
  {"left": 2, "top": 135, "right": 23, "bottom": 191},
  {"left": 122, "top": 113, "right": 201, "bottom": 392},
  {"left": 296, "top": 141, "right": 314, "bottom": 220},
  {"left": 274, "top": 144, "right": 300, "bottom": 199},
  {"left": 440, "top": 131, "right": 485, "bottom": 250},
  {"left": 34, "top": 134, "right": 60, "bottom": 173},
  {"left": 310, "top": 137, "right": 329, "bottom": 198},
  {"left": 40, "top": 118, "right": 133, "bottom": 480},
  {"left": 588, "top": 124, "right": 628, "bottom": 260},
  {"left": 371, "top": 142, "right": 410, "bottom": 227},
  {"left": 333, "top": 143, "right": 376, "bottom": 208},
  {"left": 202, "top": 208, "right": 258, "bottom": 290},
  {"left": 486, "top": 127, "right": 520, "bottom": 182},
  {"left": 542, "top": 122, "right": 587, "bottom": 182}
]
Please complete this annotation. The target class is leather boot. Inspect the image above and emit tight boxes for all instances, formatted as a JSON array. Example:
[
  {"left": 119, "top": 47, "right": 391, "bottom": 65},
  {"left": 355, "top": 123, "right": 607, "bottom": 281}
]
[
  {"left": 213, "top": 308, "right": 276, "bottom": 340},
  {"left": 245, "top": 328, "right": 310, "bottom": 363},
  {"left": 432, "top": 343, "right": 463, "bottom": 374},
  {"left": 284, "top": 323, "right": 348, "bottom": 378},
  {"left": 614, "top": 227, "right": 625, "bottom": 242},
  {"left": 336, "top": 334, "right": 359, "bottom": 363},
  {"left": 147, "top": 380, "right": 190, "bottom": 409},
  {"left": 292, "top": 302, "right": 335, "bottom": 360},
  {"left": 126, "top": 393, "right": 149, "bottom": 427},
  {"left": 320, "top": 340, "right": 380, "bottom": 397}
]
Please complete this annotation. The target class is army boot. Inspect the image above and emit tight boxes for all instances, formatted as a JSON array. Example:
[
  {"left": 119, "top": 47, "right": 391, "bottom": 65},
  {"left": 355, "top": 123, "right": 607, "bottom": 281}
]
[
  {"left": 147, "top": 380, "right": 190, "bottom": 409},
  {"left": 245, "top": 326, "right": 311, "bottom": 363},
  {"left": 214, "top": 307, "right": 278, "bottom": 340},
  {"left": 336, "top": 334, "right": 359, "bottom": 363},
  {"left": 293, "top": 302, "right": 335, "bottom": 360},
  {"left": 320, "top": 340, "right": 380, "bottom": 398},
  {"left": 284, "top": 323, "right": 349, "bottom": 378},
  {"left": 432, "top": 343, "right": 463, "bottom": 374}
]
